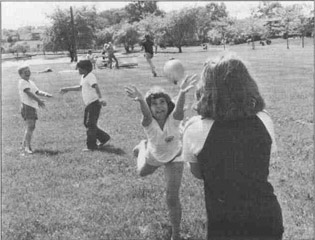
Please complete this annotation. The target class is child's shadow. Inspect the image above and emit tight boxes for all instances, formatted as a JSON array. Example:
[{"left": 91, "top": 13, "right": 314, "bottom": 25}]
[
  {"left": 33, "top": 149, "right": 63, "bottom": 156},
  {"left": 98, "top": 144, "right": 126, "bottom": 155}
]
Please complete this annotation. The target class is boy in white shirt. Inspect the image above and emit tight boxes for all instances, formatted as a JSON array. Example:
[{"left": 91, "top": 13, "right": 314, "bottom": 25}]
[
  {"left": 18, "top": 64, "right": 52, "bottom": 154},
  {"left": 60, "top": 60, "right": 110, "bottom": 151}
]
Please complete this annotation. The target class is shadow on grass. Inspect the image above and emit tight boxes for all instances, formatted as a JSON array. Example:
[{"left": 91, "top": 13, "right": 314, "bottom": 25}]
[
  {"left": 98, "top": 144, "right": 126, "bottom": 155},
  {"left": 32, "top": 149, "right": 64, "bottom": 156}
]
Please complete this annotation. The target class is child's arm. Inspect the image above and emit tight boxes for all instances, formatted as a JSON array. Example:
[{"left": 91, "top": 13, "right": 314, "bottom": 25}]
[
  {"left": 24, "top": 89, "right": 45, "bottom": 108},
  {"left": 125, "top": 86, "right": 152, "bottom": 127},
  {"left": 36, "top": 90, "right": 52, "bottom": 97},
  {"left": 59, "top": 85, "right": 81, "bottom": 94},
  {"left": 91, "top": 83, "right": 106, "bottom": 106},
  {"left": 173, "top": 74, "right": 197, "bottom": 120}
]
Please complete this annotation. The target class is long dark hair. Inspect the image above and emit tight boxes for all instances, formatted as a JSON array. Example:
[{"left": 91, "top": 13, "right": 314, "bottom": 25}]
[
  {"left": 145, "top": 87, "right": 175, "bottom": 116},
  {"left": 195, "top": 54, "right": 265, "bottom": 121}
]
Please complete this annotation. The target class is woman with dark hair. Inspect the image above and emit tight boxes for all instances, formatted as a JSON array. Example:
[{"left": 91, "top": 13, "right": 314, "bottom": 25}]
[
  {"left": 125, "top": 75, "right": 196, "bottom": 240},
  {"left": 182, "top": 54, "right": 284, "bottom": 240}
]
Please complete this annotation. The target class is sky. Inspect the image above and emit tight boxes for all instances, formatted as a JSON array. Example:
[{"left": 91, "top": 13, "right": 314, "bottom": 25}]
[{"left": 1, "top": 1, "right": 312, "bottom": 30}]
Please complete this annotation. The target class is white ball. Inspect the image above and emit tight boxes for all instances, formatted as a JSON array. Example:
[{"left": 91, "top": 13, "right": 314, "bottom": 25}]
[{"left": 163, "top": 59, "right": 185, "bottom": 85}]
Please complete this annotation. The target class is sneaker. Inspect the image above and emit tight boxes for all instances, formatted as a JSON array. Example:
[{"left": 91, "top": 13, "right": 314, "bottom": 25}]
[
  {"left": 98, "top": 139, "right": 110, "bottom": 149},
  {"left": 24, "top": 148, "right": 33, "bottom": 154},
  {"left": 82, "top": 148, "right": 96, "bottom": 152}
]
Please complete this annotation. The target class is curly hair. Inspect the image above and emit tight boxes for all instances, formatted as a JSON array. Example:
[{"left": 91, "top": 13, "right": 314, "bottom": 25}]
[
  {"left": 145, "top": 86, "right": 175, "bottom": 115},
  {"left": 195, "top": 54, "right": 265, "bottom": 121},
  {"left": 76, "top": 60, "right": 93, "bottom": 73}
]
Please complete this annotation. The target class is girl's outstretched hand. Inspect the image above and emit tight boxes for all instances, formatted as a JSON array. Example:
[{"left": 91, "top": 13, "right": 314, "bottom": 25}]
[
  {"left": 125, "top": 86, "right": 144, "bottom": 101},
  {"left": 180, "top": 74, "right": 198, "bottom": 93}
]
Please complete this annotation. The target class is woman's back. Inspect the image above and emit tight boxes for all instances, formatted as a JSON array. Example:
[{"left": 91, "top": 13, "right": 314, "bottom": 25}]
[{"left": 197, "top": 116, "right": 283, "bottom": 238}]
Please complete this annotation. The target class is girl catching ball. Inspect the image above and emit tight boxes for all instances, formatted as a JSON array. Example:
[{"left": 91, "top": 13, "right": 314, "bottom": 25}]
[{"left": 125, "top": 74, "right": 196, "bottom": 240}]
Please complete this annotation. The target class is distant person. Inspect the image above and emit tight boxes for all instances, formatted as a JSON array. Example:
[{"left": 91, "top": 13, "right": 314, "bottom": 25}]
[
  {"left": 60, "top": 60, "right": 110, "bottom": 151},
  {"left": 18, "top": 64, "right": 52, "bottom": 154},
  {"left": 125, "top": 74, "right": 197, "bottom": 240},
  {"left": 140, "top": 34, "right": 157, "bottom": 77},
  {"left": 86, "top": 50, "right": 96, "bottom": 69},
  {"left": 182, "top": 54, "right": 284, "bottom": 240},
  {"left": 104, "top": 42, "right": 119, "bottom": 69}
]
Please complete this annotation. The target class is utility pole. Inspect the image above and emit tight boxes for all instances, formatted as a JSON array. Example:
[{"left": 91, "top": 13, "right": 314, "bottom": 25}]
[{"left": 70, "top": 6, "right": 77, "bottom": 62}]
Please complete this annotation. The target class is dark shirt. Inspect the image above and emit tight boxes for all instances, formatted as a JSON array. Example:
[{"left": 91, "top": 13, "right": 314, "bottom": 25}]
[
  {"left": 141, "top": 39, "right": 154, "bottom": 55},
  {"left": 197, "top": 116, "right": 284, "bottom": 238}
]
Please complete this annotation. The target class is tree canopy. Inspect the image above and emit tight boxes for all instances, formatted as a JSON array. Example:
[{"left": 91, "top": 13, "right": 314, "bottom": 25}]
[{"left": 38, "top": 1, "right": 313, "bottom": 58}]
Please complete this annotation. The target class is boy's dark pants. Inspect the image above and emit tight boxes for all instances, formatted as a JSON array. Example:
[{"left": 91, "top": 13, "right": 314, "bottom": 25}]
[
  {"left": 84, "top": 100, "right": 110, "bottom": 149},
  {"left": 108, "top": 53, "right": 119, "bottom": 69}
]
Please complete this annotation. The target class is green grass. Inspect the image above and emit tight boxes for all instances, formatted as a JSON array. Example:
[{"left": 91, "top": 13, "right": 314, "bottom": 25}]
[{"left": 2, "top": 38, "right": 313, "bottom": 240}]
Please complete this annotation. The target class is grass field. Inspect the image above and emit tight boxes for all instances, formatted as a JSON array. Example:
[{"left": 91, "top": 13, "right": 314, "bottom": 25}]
[{"left": 2, "top": 38, "right": 313, "bottom": 240}]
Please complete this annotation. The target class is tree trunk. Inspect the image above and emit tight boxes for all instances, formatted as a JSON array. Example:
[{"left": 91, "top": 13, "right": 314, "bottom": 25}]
[
  {"left": 302, "top": 35, "right": 304, "bottom": 48},
  {"left": 178, "top": 46, "right": 182, "bottom": 53},
  {"left": 287, "top": 37, "right": 289, "bottom": 49},
  {"left": 70, "top": 7, "right": 77, "bottom": 62},
  {"left": 124, "top": 43, "right": 130, "bottom": 53},
  {"left": 69, "top": 50, "right": 74, "bottom": 62}
]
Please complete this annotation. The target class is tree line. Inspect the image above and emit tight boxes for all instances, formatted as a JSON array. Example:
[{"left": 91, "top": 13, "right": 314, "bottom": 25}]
[{"left": 2, "top": 1, "right": 314, "bottom": 57}]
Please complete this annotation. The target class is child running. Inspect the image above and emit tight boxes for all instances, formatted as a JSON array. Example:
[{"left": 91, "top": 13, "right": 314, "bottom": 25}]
[
  {"left": 60, "top": 60, "right": 110, "bottom": 151},
  {"left": 18, "top": 64, "right": 52, "bottom": 154},
  {"left": 125, "top": 74, "right": 196, "bottom": 240}
]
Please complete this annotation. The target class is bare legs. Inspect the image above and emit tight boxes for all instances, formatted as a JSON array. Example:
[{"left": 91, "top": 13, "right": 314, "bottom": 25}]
[
  {"left": 23, "top": 119, "right": 36, "bottom": 153},
  {"left": 164, "top": 161, "right": 184, "bottom": 240},
  {"left": 144, "top": 53, "right": 157, "bottom": 77},
  {"left": 134, "top": 140, "right": 184, "bottom": 239}
]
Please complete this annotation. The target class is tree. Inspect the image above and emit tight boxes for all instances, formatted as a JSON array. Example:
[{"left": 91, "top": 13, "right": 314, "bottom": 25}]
[
  {"left": 137, "top": 13, "right": 165, "bottom": 52},
  {"left": 254, "top": 1, "right": 283, "bottom": 19},
  {"left": 44, "top": 6, "right": 97, "bottom": 61},
  {"left": 11, "top": 42, "right": 30, "bottom": 56},
  {"left": 211, "top": 17, "right": 236, "bottom": 48},
  {"left": 125, "top": 1, "right": 164, "bottom": 23},
  {"left": 242, "top": 9, "right": 268, "bottom": 50},
  {"left": 74, "top": 7, "right": 97, "bottom": 50},
  {"left": 113, "top": 23, "right": 140, "bottom": 53},
  {"left": 162, "top": 8, "right": 198, "bottom": 53},
  {"left": 43, "top": 7, "right": 72, "bottom": 54},
  {"left": 195, "top": 2, "right": 228, "bottom": 43},
  {"left": 292, "top": 4, "right": 314, "bottom": 48},
  {"left": 279, "top": 4, "right": 302, "bottom": 49},
  {"left": 98, "top": 8, "right": 126, "bottom": 27},
  {"left": 95, "top": 27, "right": 115, "bottom": 48}
]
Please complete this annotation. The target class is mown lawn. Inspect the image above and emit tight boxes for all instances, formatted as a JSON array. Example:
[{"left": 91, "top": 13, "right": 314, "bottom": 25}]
[{"left": 2, "top": 38, "right": 313, "bottom": 240}]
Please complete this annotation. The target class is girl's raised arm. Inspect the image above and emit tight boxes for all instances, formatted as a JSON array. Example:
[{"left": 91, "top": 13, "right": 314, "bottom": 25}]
[
  {"left": 173, "top": 74, "right": 197, "bottom": 121},
  {"left": 125, "top": 86, "right": 152, "bottom": 127}
]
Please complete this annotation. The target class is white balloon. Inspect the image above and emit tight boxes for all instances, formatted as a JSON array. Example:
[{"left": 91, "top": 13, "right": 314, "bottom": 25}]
[{"left": 163, "top": 59, "right": 185, "bottom": 85}]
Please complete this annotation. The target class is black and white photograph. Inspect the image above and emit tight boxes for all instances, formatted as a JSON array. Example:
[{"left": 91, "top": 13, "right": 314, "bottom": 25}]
[{"left": 1, "top": 1, "right": 313, "bottom": 240}]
